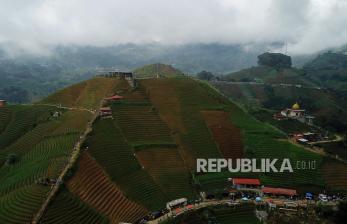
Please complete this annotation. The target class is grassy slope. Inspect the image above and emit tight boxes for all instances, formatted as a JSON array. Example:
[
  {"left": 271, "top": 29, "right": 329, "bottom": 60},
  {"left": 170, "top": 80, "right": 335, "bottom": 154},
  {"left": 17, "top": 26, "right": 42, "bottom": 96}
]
[
  {"left": 133, "top": 63, "right": 184, "bottom": 78},
  {"left": 41, "top": 77, "right": 120, "bottom": 110}
]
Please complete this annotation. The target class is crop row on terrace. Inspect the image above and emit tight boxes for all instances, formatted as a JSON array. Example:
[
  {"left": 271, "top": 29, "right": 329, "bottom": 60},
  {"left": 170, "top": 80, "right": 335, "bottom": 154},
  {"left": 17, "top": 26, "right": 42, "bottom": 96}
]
[
  {"left": 214, "top": 206, "right": 261, "bottom": 224},
  {"left": 67, "top": 152, "right": 148, "bottom": 223},
  {"left": 112, "top": 102, "right": 174, "bottom": 145},
  {"left": 0, "top": 184, "right": 49, "bottom": 224},
  {"left": 201, "top": 110, "right": 243, "bottom": 159},
  {"left": 86, "top": 119, "right": 141, "bottom": 180},
  {"left": 0, "top": 107, "right": 12, "bottom": 134},
  {"left": 322, "top": 158, "right": 347, "bottom": 193},
  {"left": 0, "top": 105, "right": 54, "bottom": 149},
  {"left": 40, "top": 190, "right": 108, "bottom": 224},
  {"left": 135, "top": 147, "right": 195, "bottom": 200}
]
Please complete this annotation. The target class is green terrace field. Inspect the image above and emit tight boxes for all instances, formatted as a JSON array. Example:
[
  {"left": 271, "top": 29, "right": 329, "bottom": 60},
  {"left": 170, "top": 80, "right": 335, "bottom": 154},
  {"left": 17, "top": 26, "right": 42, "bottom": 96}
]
[
  {"left": 40, "top": 190, "right": 109, "bottom": 224},
  {"left": 0, "top": 105, "right": 53, "bottom": 149},
  {"left": 0, "top": 103, "right": 92, "bottom": 223}
]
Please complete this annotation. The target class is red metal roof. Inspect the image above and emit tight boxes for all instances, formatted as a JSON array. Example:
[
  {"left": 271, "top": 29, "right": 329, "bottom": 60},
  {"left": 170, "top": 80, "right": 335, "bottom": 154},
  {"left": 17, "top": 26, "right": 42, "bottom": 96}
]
[
  {"left": 186, "top": 204, "right": 193, "bottom": 209},
  {"left": 104, "top": 95, "right": 123, "bottom": 100},
  {"left": 262, "top": 187, "right": 297, "bottom": 196},
  {"left": 232, "top": 178, "right": 261, "bottom": 186}
]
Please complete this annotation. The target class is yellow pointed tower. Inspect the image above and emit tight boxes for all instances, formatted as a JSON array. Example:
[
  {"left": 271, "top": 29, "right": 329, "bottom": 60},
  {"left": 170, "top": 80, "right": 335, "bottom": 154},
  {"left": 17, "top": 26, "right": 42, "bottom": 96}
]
[{"left": 292, "top": 102, "right": 300, "bottom": 110}]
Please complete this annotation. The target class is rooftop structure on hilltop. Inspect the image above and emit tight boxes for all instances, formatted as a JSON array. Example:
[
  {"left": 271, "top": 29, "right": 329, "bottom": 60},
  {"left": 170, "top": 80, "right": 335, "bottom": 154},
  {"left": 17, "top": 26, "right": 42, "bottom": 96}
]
[{"left": 98, "top": 70, "right": 133, "bottom": 80}]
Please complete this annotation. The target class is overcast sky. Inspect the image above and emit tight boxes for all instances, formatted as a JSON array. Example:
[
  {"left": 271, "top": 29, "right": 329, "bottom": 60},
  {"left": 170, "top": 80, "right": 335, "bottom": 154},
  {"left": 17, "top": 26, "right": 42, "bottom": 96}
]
[{"left": 0, "top": 0, "right": 346, "bottom": 55}]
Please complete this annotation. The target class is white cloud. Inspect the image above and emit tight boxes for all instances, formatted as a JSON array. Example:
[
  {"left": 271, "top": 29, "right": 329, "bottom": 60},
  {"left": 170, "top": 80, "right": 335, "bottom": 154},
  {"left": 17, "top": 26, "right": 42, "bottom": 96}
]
[{"left": 0, "top": 0, "right": 346, "bottom": 54}]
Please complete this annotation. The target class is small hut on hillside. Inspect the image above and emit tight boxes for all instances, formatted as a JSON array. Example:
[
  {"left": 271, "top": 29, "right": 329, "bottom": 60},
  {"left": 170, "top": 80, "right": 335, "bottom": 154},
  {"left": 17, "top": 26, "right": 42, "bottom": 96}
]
[
  {"left": 104, "top": 95, "right": 124, "bottom": 101},
  {"left": 99, "top": 107, "right": 112, "bottom": 117},
  {"left": 0, "top": 100, "right": 6, "bottom": 107}
]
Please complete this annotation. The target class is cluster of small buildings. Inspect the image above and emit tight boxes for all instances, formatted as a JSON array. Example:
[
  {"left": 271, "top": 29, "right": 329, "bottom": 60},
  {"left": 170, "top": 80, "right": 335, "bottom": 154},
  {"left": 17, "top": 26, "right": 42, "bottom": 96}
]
[
  {"left": 228, "top": 178, "right": 297, "bottom": 198},
  {"left": 101, "top": 71, "right": 133, "bottom": 80},
  {"left": 274, "top": 102, "right": 314, "bottom": 125},
  {"left": 202, "top": 178, "right": 298, "bottom": 201},
  {"left": 290, "top": 132, "right": 322, "bottom": 145},
  {"left": 99, "top": 94, "right": 124, "bottom": 118}
]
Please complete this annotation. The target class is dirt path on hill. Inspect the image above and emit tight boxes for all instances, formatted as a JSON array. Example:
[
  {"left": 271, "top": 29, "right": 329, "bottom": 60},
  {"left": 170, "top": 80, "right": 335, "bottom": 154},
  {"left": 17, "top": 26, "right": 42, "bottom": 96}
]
[
  {"left": 32, "top": 103, "right": 96, "bottom": 114},
  {"left": 309, "top": 135, "right": 344, "bottom": 145}
]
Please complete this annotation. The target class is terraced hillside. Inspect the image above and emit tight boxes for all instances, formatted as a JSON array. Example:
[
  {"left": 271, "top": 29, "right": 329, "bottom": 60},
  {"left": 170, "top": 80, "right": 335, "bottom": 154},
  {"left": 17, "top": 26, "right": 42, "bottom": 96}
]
[
  {"left": 141, "top": 78, "right": 329, "bottom": 192},
  {"left": 0, "top": 104, "right": 93, "bottom": 223},
  {"left": 2, "top": 74, "right": 347, "bottom": 223},
  {"left": 84, "top": 84, "right": 195, "bottom": 211}
]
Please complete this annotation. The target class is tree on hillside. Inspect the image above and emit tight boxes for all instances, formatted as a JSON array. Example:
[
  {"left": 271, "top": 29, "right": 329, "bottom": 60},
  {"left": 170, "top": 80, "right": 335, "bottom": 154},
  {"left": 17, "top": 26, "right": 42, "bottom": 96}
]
[
  {"left": 334, "top": 202, "right": 347, "bottom": 223},
  {"left": 258, "top": 52, "right": 292, "bottom": 69},
  {"left": 5, "top": 153, "right": 18, "bottom": 165},
  {"left": 197, "top": 71, "right": 215, "bottom": 81}
]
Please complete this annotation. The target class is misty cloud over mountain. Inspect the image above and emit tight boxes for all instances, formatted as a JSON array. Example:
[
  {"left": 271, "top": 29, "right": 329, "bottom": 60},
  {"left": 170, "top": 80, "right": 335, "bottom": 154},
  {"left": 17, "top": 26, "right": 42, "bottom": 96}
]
[{"left": 1, "top": 0, "right": 347, "bottom": 55}]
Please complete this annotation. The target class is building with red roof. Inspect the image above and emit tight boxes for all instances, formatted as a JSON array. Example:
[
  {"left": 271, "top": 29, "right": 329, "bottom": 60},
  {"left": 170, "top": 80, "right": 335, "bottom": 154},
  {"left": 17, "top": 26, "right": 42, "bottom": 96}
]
[
  {"left": 99, "top": 107, "right": 112, "bottom": 117},
  {"left": 262, "top": 187, "right": 297, "bottom": 197},
  {"left": 232, "top": 178, "right": 261, "bottom": 186},
  {"left": 104, "top": 95, "right": 124, "bottom": 101},
  {"left": 230, "top": 178, "right": 261, "bottom": 191}
]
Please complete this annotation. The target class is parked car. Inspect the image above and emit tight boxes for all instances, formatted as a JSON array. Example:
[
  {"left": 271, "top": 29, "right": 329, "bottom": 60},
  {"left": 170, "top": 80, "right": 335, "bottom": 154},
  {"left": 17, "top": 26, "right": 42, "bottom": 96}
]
[
  {"left": 305, "top": 192, "right": 313, "bottom": 200},
  {"left": 319, "top": 194, "right": 328, "bottom": 202}
]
